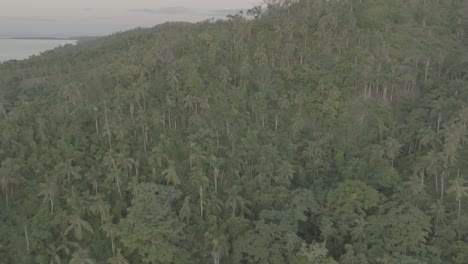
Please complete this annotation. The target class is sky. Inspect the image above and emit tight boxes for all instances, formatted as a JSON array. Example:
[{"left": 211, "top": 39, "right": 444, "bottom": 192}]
[{"left": 0, "top": 0, "right": 259, "bottom": 38}]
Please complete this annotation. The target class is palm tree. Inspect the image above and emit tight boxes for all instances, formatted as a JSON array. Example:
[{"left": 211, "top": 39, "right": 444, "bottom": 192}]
[
  {"left": 163, "top": 161, "right": 180, "bottom": 186},
  {"left": 101, "top": 222, "right": 118, "bottom": 256},
  {"left": 46, "top": 244, "right": 69, "bottom": 264},
  {"left": 89, "top": 196, "right": 110, "bottom": 224},
  {"left": 65, "top": 187, "right": 87, "bottom": 215},
  {"left": 447, "top": 174, "right": 468, "bottom": 216},
  {"left": 442, "top": 124, "right": 464, "bottom": 167},
  {"left": 405, "top": 175, "right": 426, "bottom": 196},
  {"left": 62, "top": 83, "right": 80, "bottom": 108},
  {"left": 115, "top": 152, "right": 134, "bottom": 177},
  {"left": 64, "top": 214, "right": 94, "bottom": 241},
  {"left": 103, "top": 150, "right": 117, "bottom": 171},
  {"left": 127, "top": 177, "right": 139, "bottom": 199},
  {"left": 213, "top": 166, "right": 220, "bottom": 196},
  {"left": 351, "top": 218, "right": 367, "bottom": 242},
  {"left": 85, "top": 169, "right": 102, "bottom": 196},
  {"left": 54, "top": 159, "right": 81, "bottom": 185},
  {"left": 418, "top": 127, "right": 439, "bottom": 151},
  {"left": 148, "top": 145, "right": 166, "bottom": 179},
  {"left": 0, "top": 158, "right": 24, "bottom": 207},
  {"left": 167, "top": 69, "right": 180, "bottom": 98},
  {"left": 459, "top": 106, "right": 468, "bottom": 145},
  {"left": 276, "top": 160, "right": 295, "bottom": 185},
  {"left": 69, "top": 248, "right": 95, "bottom": 264},
  {"left": 0, "top": 173, "right": 22, "bottom": 208},
  {"left": 0, "top": 97, "right": 9, "bottom": 118},
  {"left": 424, "top": 150, "right": 442, "bottom": 192},
  {"left": 179, "top": 196, "right": 192, "bottom": 225},
  {"left": 0, "top": 174, "right": 10, "bottom": 207},
  {"left": 299, "top": 242, "right": 329, "bottom": 263},
  {"left": 190, "top": 166, "right": 210, "bottom": 218},
  {"left": 225, "top": 186, "right": 251, "bottom": 217},
  {"left": 38, "top": 180, "right": 58, "bottom": 214},
  {"left": 205, "top": 194, "right": 224, "bottom": 218},
  {"left": 106, "top": 168, "right": 124, "bottom": 201},
  {"left": 430, "top": 200, "right": 448, "bottom": 229},
  {"left": 384, "top": 138, "right": 401, "bottom": 167},
  {"left": 107, "top": 249, "right": 129, "bottom": 264},
  {"left": 188, "top": 142, "right": 207, "bottom": 169},
  {"left": 225, "top": 186, "right": 240, "bottom": 217},
  {"left": 211, "top": 237, "right": 227, "bottom": 264},
  {"left": 184, "top": 95, "right": 197, "bottom": 114},
  {"left": 340, "top": 244, "right": 358, "bottom": 264}
]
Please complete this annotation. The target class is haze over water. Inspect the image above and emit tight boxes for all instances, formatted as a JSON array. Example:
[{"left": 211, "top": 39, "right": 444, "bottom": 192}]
[{"left": 0, "top": 39, "right": 77, "bottom": 62}]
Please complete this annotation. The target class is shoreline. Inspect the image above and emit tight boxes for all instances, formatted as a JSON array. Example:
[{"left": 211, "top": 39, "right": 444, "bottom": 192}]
[
  {"left": 0, "top": 36, "right": 100, "bottom": 42},
  {"left": 9, "top": 37, "right": 75, "bottom": 40}
]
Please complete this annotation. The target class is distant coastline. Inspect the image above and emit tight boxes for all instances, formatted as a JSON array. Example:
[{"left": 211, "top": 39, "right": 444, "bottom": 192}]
[
  {"left": 0, "top": 36, "right": 101, "bottom": 43},
  {"left": 0, "top": 38, "right": 83, "bottom": 62},
  {"left": 10, "top": 37, "right": 74, "bottom": 40}
]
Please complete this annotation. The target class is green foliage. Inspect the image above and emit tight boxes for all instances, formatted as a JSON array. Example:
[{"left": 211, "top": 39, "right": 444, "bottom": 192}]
[
  {"left": 231, "top": 210, "right": 302, "bottom": 263},
  {"left": 118, "top": 184, "right": 190, "bottom": 263},
  {"left": 0, "top": 0, "right": 467, "bottom": 262}
]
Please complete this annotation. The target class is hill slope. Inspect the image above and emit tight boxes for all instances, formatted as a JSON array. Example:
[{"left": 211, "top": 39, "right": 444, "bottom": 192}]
[{"left": 0, "top": 0, "right": 467, "bottom": 263}]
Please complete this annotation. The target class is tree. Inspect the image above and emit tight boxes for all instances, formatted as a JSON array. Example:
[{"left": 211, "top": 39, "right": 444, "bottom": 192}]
[
  {"left": 326, "top": 181, "right": 380, "bottom": 240},
  {"left": 0, "top": 158, "right": 23, "bottom": 207},
  {"left": 276, "top": 160, "right": 295, "bottom": 185},
  {"left": 366, "top": 201, "right": 431, "bottom": 258},
  {"left": 232, "top": 210, "right": 303, "bottom": 264},
  {"left": 211, "top": 237, "right": 228, "bottom": 264},
  {"left": 447, "top": 176, "right": 468, "bottom": 217},
  {"left": 179, "top": 196, "right": 192, "bottom": 225},
  {"left": 107, "top": 249, "right": 129, "bottom": 264},
  {"left": 190, "top": 165, "right": 209, "bottom": 218},
  {"left": 69, "top": 248, "right": 95, "bottom": 264},
  {"left": 54, "top": 159, "right": 81, "bottom": 185},
  {"left": 225, "top": 185, "right": 251, "bottom": 217},
  {"left": 101, "top": 221, "right": 118, "bottom": 256},
  {"left": 106, "top": 168, "right": 124, "bottom": 200},
  {"left": 118, "top": 184, "right": 189, "bottom": 263},
  {"left": 299, "top": 242, "right": 337, "bottom": 264},
  {"left": 384, "top": 138, "right": 401, "bottom": 167},
  {"left": 430, "top": 200, "right": 448, "bottom": 230},
  {"left": 46, "top": 244, "right": 69, "bottom": 264},
  {"left": 64, "top": 214, "right": 94, "bottom": 241},
  {"left": 340, "top": 244, "right": 369, "bottom": 264},
  {"left": 163, "top": 161, "right": 181, "bottom": 186},
  {"left": 38, "top": 180, "right": 58, "bottom": 214},
  {"left": 351, "top": 218, "right": 367, "bottom": 243},
  {"left": 89, "top": 196, "right": 110, "bottom": 224}
]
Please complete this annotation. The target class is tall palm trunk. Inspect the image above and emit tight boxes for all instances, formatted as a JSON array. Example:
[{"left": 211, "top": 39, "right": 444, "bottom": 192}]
[
  {"left": 200, "top": 186, "right": 204, "bottom": 219},
  {"left": 116, "top": 179, "right": 123, "bottom": 201},
  {"left": 50, "top": 197, "right": 54, "bottom": 214}
]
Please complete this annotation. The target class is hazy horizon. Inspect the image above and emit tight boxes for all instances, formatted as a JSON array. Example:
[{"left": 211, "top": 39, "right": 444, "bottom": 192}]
[{"left": 0, "top": 0, "right": 259, "bottom": 38}]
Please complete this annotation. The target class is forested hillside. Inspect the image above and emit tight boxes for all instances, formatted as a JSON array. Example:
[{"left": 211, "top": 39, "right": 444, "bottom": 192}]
[{"left": 1, "top": 0, "right": 468, "bottom": 263}]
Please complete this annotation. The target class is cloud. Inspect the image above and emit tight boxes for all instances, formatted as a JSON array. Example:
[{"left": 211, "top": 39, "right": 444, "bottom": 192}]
[
  {"left": 128, "top": 7, "right": 195, "bottom": 15},
  {"left": 29, "top": 17, "right": 59, "bottom": 22},
  {"left": 128, "top": 8, "right": 157, "bottom": 14},
  {"left": 208, "top": 9, "right": 244, "bottom": 16},
  {"left": 127, "top": 7, "right": 245, "bottom": 17},
  {"left": 82, "top": 8, "right": 95, "bottom": 12},
  {"left": 0, "top": 16, "right": 59, "bottom": 22},
  {"left": 93, "top": 17, "right": 113, "bottom": 21}
]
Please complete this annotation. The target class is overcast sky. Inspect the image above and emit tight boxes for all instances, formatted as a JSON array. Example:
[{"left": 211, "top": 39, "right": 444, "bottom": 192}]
[{"left": 0, "top": 0, "right": 259, "bottom": 38}]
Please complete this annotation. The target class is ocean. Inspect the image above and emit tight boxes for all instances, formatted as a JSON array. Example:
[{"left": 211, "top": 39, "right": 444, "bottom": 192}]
[{"left": 0, "top": 39, "right": 77, "bottom": 62}]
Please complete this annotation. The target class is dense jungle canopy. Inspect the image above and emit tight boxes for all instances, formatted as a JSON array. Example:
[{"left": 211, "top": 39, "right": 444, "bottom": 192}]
[{"left": 0, "top": 0, "right": 468, "bottom": 263}]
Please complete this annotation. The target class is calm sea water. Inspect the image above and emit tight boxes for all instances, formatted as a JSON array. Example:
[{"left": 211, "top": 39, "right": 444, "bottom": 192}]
[{"left": 0, "top": 39, "right": 77, "bottom": 62}]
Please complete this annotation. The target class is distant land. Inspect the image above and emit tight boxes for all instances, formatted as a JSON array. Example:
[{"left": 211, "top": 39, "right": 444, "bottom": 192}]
[
  {"left": 1, "top": 36, "right": 101, "bottom": 43},
  {"left": 10, "top": 37, "right": 75, "bottom": 40}
]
